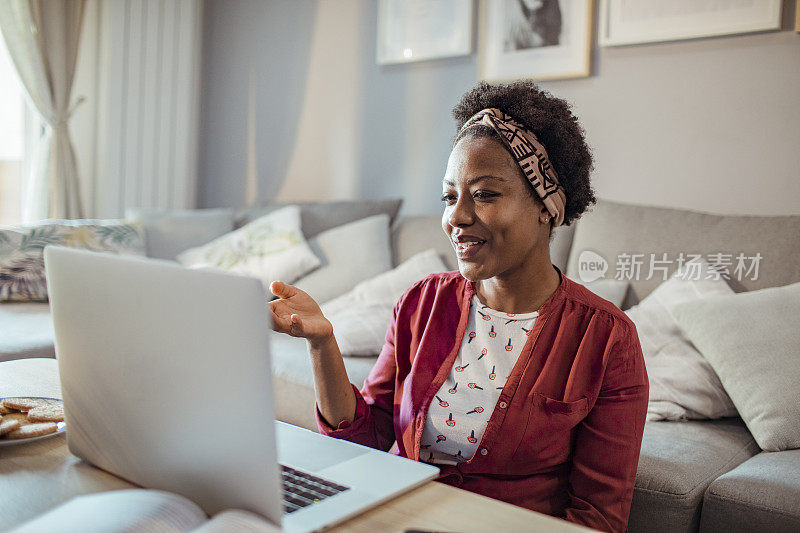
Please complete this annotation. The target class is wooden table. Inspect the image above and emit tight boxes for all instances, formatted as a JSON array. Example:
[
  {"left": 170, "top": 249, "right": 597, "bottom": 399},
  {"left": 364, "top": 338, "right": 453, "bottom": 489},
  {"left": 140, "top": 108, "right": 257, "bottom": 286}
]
[{"left": 0, "top": 359, "right": 593, "bottom": 532}]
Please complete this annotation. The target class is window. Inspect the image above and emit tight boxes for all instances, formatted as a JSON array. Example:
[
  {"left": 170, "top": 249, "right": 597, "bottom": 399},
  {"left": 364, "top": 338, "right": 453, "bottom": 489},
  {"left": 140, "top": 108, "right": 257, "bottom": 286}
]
[{"left": 0, "top": 33, "right": 27, "bottom": 226}]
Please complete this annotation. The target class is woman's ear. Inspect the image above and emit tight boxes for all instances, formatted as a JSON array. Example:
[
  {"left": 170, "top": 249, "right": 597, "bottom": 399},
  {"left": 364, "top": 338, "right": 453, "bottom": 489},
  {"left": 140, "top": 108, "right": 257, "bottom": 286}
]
[{"left": 538, "top": 205, "right": 551, "bottom": 225}]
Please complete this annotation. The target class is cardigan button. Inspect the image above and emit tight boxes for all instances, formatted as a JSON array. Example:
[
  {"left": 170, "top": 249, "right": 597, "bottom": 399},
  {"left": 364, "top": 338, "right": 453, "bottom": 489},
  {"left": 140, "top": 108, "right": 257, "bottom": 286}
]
[
  {"left": 498, "top": 401, "right": 507, "bottom": 409},
  {"left": 480, "top": 448, "right": 488, "bottom": 456}
]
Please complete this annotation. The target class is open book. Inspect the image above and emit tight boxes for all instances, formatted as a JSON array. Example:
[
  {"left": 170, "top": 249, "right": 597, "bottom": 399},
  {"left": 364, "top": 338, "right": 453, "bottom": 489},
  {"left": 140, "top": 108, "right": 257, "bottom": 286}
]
[{"left": 12, "top": 490, "right": 282, "bottom": 533}]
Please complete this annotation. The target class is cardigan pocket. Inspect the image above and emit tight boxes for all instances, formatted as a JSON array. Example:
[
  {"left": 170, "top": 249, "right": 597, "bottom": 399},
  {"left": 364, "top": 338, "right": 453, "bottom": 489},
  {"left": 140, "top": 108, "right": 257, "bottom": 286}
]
[
  {"left": 508, "top": 392, "right": 589, "bottom": 469},
  {"left": 538, "top": 393, "right": 588, "bottom": 416}
]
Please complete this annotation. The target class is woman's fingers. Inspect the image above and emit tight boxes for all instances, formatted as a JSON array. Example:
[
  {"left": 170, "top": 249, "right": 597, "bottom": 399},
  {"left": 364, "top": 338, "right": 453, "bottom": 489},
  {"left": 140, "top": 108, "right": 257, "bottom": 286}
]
[
  {"left": 270, "top": 280, "right": 299, "bottom": 300},
  {"left": 269, "top": 297, "right": 290, "bottom": 316},
  {"left": 269, "top": 303, "right": 311, "bottom": 338},
  {"left": 268, "top": 283, "right": 330, "bottom": 341},
  {"left": 289, "top": 313, "right": 304, "bottom": 334},
  {"left": 269, "top": 307, "right": 293, "bottom": 333}
]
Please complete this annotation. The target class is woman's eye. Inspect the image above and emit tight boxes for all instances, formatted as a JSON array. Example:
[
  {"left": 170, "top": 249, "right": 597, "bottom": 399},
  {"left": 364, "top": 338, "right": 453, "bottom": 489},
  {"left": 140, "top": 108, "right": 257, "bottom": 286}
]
[
  {"left": 474, "top": 191, "right": 498, "bottom": 200},
  {"left": 441, "top": 193, "right": 456, "bottom": 204}
]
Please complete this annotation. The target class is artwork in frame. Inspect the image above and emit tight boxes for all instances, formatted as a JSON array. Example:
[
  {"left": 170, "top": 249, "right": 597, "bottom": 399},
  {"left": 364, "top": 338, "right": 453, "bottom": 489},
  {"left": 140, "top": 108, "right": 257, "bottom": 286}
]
[
  {"left": 796, "top": 0, "right": 800, "bottom": 33},
  {"left": 376, "top": 0, "right": 473, "bottom": 65},
  {"left": 478, "top": 0, "right": 594, "bottom": 82},
  {"left": 598, "top": 0, "right": 783, "bottom": 47}
]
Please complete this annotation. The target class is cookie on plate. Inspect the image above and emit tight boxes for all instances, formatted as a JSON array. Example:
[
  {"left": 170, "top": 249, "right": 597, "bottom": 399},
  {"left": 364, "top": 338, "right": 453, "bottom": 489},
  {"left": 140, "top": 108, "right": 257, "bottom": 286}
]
[
  {"left": 6, "top": 422, "right": 58, "bottom": 440},
  {"left": 2, "top": 412, "right": 30, "bottom": 425},
  {"left": 2, "top": 398, "right": 59, "bottom": 412},
  {"left": 0, "top": 416, "right": 21, "bottom": 436},
  {"left": 27, "top": 404, "right": 65, "bottom": 423}
]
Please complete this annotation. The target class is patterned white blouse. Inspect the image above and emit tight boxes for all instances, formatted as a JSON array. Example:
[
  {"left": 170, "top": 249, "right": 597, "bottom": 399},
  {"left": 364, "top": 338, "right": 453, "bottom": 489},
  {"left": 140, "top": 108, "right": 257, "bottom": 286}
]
[{"left": 420, "top": 294, "right": 539, "bottom": 465}]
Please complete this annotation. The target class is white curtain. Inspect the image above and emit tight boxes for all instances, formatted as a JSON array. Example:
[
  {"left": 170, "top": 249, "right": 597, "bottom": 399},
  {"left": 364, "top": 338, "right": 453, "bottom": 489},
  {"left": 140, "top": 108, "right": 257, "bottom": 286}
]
[{"left": 0, "top": 0, "right": 86, "bottom": 221}]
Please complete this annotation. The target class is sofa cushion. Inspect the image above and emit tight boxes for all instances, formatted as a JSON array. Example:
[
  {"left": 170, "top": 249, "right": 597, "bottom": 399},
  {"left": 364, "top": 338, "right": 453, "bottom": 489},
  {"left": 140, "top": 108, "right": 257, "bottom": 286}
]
[
  {"left": 700, "top": 450, "right": 800, "bottom": 533},
  {"left": 566, "top": 277, "right": 629, "bottom": 308},
  {"left": 125, "top": 207, "right": 234, "bottom": 260},
  {"left": 268, "top": 333, "right": 377, "bottom": 431},
  {"left": 177, "top": 205, "right": 320, "bottom": 289},
  {"left": 0, "top": 220, "right": 146, "bottom": 302},
  {"left": 233, "top": 199, "right": 403, "bottom": 240},
  {"left": 626, "top": 261, "right": 737, "bottom": 422},
  {"left": 293, "top": 214, "right": 392, "bottom": 305},
  {"left": 392, "top": 216, "right": 455, "bottom": 270},
  {"left": 628, "top": 418, "right": 759, "bottom": 533},
  {"left": 0, "top": 303, "right": 55, "bottom": 362},
  {"left": 672, "top": 282, "right": 800, "bottom": 451},
  {"left": 321, "top": 249, "right": 447, "bottom": 357},
  {"left": 566, "top": 199, "right": 800, "bottom": 301}
]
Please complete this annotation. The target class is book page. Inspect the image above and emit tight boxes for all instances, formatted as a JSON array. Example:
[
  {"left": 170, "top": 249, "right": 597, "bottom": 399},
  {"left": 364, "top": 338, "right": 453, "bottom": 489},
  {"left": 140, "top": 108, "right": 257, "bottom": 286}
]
[
  {"left": 193, "top": 509, "right": 281, "bottom": 533},
  {"left": 12, "top": 489, "right": 207, "bottom": 533}
]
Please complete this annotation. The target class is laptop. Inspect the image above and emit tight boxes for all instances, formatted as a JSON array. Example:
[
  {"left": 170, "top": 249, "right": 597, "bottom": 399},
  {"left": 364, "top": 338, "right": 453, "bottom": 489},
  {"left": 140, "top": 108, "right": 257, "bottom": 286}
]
[{"left": 43, "top": 246, "right": 439, "bottom": 533}]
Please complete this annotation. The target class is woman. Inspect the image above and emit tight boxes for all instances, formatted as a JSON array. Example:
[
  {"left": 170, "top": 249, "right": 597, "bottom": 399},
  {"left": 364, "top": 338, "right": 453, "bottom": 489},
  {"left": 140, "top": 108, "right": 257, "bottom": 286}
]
[{"left": 269, "top": 81, "right": 648, "bottom": 533}]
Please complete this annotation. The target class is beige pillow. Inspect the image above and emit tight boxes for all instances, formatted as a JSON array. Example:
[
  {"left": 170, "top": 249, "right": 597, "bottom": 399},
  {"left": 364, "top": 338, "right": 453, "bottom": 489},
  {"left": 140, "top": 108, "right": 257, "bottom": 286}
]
[{"left": 672, "top": 281, "right": 800, "bottom": 451}]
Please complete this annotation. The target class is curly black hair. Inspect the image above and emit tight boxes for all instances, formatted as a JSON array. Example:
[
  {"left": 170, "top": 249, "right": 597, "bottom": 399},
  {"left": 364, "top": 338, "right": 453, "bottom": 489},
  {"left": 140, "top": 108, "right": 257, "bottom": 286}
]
[{"left": 452, "top": 81, "right": 595, "bottom": 228}]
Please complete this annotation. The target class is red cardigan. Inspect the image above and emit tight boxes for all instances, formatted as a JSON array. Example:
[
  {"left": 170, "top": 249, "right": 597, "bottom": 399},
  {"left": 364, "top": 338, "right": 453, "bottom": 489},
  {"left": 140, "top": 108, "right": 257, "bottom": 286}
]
[{"left": 316, "top": 267, "right": 648, "bottom": 533}]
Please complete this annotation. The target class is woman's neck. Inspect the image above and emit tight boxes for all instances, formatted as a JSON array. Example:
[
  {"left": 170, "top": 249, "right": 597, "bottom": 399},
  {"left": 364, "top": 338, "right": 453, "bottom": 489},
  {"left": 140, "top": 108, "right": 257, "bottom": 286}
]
[{"left": 475, "top": 258, "right": 561, "bottom": 315}]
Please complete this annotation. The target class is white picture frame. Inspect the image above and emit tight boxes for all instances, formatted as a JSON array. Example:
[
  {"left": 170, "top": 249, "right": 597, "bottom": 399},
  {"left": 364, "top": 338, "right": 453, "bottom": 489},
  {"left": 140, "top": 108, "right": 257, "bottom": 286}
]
[
  {"left": 376, "top": 0, "right": 473, "bottom": 65},
  {"left": 598, "top": 0, "right": 783, "bottom": 47},
  {"left": 478, "top": 0, "right": 594, "bottom": 83}
]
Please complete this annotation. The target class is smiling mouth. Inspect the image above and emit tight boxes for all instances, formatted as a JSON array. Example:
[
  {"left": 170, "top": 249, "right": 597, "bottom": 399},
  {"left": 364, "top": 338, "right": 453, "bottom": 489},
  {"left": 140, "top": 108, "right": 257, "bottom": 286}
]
[
  {"left": 454, "top": 240, "right": 487, "bottom": 258},
  {"left": 456, "top": 240, "right": 485, "bottom": 250}
]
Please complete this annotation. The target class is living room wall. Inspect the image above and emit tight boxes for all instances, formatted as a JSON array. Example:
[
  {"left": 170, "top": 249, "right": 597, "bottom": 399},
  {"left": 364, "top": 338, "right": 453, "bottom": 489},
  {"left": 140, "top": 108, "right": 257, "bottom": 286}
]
[{"left": 198, "top": 0, "right": 800, "bottom": 217}]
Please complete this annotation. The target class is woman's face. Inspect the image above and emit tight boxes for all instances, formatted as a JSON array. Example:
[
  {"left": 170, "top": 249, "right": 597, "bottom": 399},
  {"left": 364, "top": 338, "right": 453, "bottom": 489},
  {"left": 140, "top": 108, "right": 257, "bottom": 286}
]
[{"left": 441, "top": 135, "right": 550, "bottom": 283}]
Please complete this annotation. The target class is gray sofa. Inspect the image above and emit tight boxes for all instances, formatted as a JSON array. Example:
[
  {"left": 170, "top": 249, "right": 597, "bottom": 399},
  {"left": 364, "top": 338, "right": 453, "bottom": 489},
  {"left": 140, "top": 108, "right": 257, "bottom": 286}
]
[{"left": 2, "top": 198, "right": 799, "bottom": 532}]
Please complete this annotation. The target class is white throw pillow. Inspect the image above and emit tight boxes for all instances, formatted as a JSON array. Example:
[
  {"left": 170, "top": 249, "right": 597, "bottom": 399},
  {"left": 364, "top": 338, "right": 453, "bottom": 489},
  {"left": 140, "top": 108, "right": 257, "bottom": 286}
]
[
  {"left": 625, "top": 260, "right": 738, "bottom": 421},
  {"left": 321, "top": 249, "right": 448, "bottom": 357},
  {"left": 673, "top": 281, "right": 800, "bottom": 451},
  {"left": 292, "top": 214, "right": 391, "bottom": 305},
  {"left": 176, "top": 205, "right": 320, "bottom": 289}
]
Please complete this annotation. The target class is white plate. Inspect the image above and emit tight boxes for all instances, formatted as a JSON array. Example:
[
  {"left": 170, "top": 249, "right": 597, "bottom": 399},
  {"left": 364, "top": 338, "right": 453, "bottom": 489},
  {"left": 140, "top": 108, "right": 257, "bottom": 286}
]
[{"left": 0, "top": 397, "right": 66, "bottom": 446}]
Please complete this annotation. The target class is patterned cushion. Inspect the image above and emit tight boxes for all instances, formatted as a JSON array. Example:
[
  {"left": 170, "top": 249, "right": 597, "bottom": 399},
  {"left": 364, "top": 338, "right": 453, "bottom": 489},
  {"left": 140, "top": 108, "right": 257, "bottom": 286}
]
[
  {"left": 176, "top": 205, "right": 320, "bottom": 289},
  {"left": 0, "top": 220, "right": 146, "bottom": 302}
]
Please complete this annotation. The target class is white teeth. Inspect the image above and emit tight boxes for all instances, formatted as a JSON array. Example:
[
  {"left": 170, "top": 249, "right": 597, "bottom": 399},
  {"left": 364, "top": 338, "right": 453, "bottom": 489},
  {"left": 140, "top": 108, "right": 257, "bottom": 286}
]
[{"left": 457, "top": 241, "right": 483, "bottom": 248}]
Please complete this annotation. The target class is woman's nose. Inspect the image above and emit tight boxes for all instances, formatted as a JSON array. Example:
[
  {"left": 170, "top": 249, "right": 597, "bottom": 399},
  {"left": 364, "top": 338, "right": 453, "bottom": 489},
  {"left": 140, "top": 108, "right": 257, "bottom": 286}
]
[{"left": 448, "top": 196, "right": 474, "bottom": 228}]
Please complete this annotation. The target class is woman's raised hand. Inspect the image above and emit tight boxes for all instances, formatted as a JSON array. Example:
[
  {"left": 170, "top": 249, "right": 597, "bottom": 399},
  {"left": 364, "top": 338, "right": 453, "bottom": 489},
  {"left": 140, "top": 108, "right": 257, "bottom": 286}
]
[
  {"left": 269, "top": 281, "right": 333, "bottom": 347},
  {"left": 270, "top": 281, "right": 356, "bottom": 426}
]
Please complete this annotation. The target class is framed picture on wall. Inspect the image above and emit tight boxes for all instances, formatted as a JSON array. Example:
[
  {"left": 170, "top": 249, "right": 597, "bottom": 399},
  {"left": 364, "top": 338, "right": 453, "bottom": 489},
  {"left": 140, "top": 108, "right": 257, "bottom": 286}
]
[
  {"left": 598, "top": 0, "right": 783, "bottom": 47},
  {"left": 376, "top": 0, "right": 473, "bottom": 65},
  {"left": 478, "top": 0, "right": 594, "bottom": 82},
  {"left": 796, "top": 0, "right": 800, "bottom": 33}
]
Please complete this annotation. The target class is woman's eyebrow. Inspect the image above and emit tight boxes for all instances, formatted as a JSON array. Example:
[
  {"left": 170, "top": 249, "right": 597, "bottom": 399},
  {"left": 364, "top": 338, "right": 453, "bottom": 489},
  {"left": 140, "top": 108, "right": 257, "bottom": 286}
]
[{"left": 442, "top": 175, "right": 507, "bottom": 187}]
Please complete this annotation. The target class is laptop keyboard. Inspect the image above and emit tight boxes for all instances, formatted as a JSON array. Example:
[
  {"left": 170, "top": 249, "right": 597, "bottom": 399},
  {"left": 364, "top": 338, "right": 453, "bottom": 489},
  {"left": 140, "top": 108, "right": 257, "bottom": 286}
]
[{"left": 280, "top": 464, "right": 349, "bottom": 514}]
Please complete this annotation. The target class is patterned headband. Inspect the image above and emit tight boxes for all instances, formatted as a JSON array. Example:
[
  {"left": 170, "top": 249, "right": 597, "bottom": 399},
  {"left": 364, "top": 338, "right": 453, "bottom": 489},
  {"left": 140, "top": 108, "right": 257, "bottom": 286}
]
[{"left": 457, "top": 108, "right": 566, "bottom": 227}]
